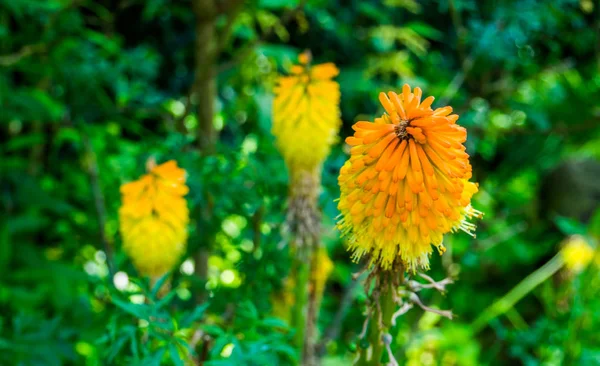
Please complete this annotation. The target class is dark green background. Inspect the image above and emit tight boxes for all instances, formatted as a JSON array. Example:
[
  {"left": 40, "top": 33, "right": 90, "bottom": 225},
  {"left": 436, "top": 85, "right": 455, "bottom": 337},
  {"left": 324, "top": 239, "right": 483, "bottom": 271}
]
[{"left": 1, "top": 0, "right": 600, "bottom": 364}]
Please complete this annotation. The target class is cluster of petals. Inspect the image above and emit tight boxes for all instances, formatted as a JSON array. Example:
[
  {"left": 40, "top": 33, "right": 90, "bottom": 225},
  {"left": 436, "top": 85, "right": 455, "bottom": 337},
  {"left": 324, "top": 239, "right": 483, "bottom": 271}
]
[
  {"left": 561, "top": 235, "right": 596, "bottom": 273},
  {"left": 272, "top": 52, "right": 341, "bottom": 174},
  {"left": 119, "top": 160, "right": 189, "bottom": 277},
  {"left": 337, "top": 85, "right": 482, "bottom": 270}
]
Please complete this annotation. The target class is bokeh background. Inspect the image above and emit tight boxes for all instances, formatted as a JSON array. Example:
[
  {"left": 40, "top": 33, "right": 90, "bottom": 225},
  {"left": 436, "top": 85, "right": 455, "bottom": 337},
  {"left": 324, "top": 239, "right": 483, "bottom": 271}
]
[{"left": 1, "top": 0, "right": 600, "bottom": 365}]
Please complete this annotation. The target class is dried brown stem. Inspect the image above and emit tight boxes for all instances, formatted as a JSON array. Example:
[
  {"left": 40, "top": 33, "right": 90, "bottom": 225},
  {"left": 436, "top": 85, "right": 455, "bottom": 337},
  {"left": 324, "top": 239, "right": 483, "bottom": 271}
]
[
  {"left": 391, "top": 302, "right": 413, "bottom": 326},
  {"left": 406, "top": 292, "right": 454, "bottom": 320}
]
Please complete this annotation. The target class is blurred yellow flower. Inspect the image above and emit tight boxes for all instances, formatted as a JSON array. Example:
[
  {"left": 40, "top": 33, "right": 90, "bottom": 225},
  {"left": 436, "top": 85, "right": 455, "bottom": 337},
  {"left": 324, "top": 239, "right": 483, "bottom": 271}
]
[
  {"left": 271, "top": 276, "right": 295, "bottom": 321},
  {"left": 311, "top": 247, "right": 333, "bottom": 302},
  {"left": 271, "top": 248, "right": 333, "bottom": 321},
  {"left": 119, "top": 160, "right": 189, "bottom": 278},
  {"left": 561, "top": 235, "right": 595, "bottom": 273},
  {"left": 272, "top": 51, "right": 341, "bottom": 174},
  {"left": 337, "top": 85, "right": 482, "bottom": 271}
]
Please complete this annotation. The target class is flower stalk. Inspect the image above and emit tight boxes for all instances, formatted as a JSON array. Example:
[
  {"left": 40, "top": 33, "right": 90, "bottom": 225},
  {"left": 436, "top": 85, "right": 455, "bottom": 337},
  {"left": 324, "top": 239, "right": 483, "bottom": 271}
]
[
  {"left": 356, "top": 268, "right": 403, "bottom": 366},
  {"left": 353, "top": 262, "right": 455, "bottom": 365},
  {"left": 271, "top": 51, "right": 341, "bottom": 363},
  {"left": 290, "top": 241, "right": 312, "bottom": 354},
  {"left": 472, "top": 252, "right": 564, "bottom": 333},
  {"left": 335, "top": 85, "right": 481, "bottom": 365},
  {"left": 287, "top": 168, "right": 323, "bottom": 365},
  {"left": 473, "top": 236, "right": 596, "bottom": 334}
]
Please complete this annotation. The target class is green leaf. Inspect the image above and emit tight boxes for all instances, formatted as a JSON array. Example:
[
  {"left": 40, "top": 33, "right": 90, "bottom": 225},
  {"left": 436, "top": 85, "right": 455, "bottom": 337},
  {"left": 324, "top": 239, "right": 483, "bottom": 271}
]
[
  {"left": 31, "top": 90, "right": 65, "bottom": 121},
  {"left": 201, "top": 325, "right": 226, "bottom": 337},
  {"left": 238, "top": 301, "right": 258, "bottom": 321},
  {"left": 554, "top": 216, "right": 587, "bottom": 236},
  {"left": 180, "top": 304, "right": 209, "bottom": 328},
  {"left": 143, "top": 0, "right": 165, "bottom": 20},
  {"left": 143, "top": 348, "right": 166, "bottom": 365},
  {"left": 256, "top": 44, "right": 297, "bottom": 66},
  {"left": 155, "top": 290, "right": 177, "bottom": 309},
  {"left": 169, "top": 343, "right": 184, "bottom": 366},
  {"left": 149, "top": 318, "right": 175, "bottom": 332},
  {"left": 4, "top": 133, "right": 45, "bottom": 152},
  {"left": 150, "top": 273, "right": 171, "bottom": 299},
  {"left": 589, "top": 207, "right": 600, "bottom": 237},
  {"left": 112, "top": 298, "right": 149, "bottom": 320},
  {"left": 209, "top": 335, "right": 233, "bottom": 359},
  {"left": 107, "top": 333, "right": 130, "bottom": 362},
  {"left": 258, "top": 0, "right": 298, "bottom": 9},
  {"left": 271, "top": 343, "right": 298, "bottom": 361},
  {"left": 174, "top": 336, "right": 194, "bottom": 354},
  {"left": 0, "top": 224, "right": 12, "bottom": 277},
  {"left": 259, "top": 317, "right": 288, "bottom": 329},
  {"left": 404, "top": 21, "right": 444, "bottom": 40},
  {"left": 130, "top": 328, "right": 140, "bottom": 362}
]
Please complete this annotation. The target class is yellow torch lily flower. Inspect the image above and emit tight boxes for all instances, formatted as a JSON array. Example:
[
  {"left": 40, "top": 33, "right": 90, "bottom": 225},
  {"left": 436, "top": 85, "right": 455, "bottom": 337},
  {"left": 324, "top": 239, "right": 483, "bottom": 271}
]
[
  {"left": 119, "top": 160, "right": 189, "bottom": 278},
  {"left": 272, "top": 51, "right": 341, "bottom": 174}
]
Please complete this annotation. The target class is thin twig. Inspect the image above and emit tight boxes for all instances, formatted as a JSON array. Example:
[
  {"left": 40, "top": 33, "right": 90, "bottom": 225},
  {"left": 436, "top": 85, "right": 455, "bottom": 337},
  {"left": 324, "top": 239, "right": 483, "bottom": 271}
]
[
  {"left": 357, "top": 314, "right": 370, "bottom": 340},
  {"left": 317, "top": 273, "right": 363, "bottom": 356},
  {"left": 406, "top": 292, "right": 454, "bottom": 319},
  {"left": 391, "top": 302, "right": 413, "bottom": 326},
  {"left": 438, "top": 22, "right": 500, "bottom": 106},
  {"left": 416, "top": 273, "right": 453, "bottom": 293},
  {"left": 198, "top": 334, "right": 212, "bottom": 366},
  {"left": 215, "top": 0, "right": 245, "bottom": 54},
  {"left": 0, "top": 43, "right": 46, "bottom": 66},
  {"left": 352, "top": 266, "right": 368, "bottom": 280},
  {"left": 408, "top": 279, "right": 453, "bottom": 292},
  {"left": 438, "top": 53, "right": 476, "bottom": 106},
  {"left": 383, "top": 333, "right": 399, "bottom": 366},
  {"left": 81, "top": 128, "right": 115, "bottom": 278},
  {"left": 189, "top": 329, "right": 204, "bottom": 351},
  {"left": 0, "top": 0, "right": 82, "bottom": 67},
  {"left": 478, "top": 222, "right": 528, "bottom": 251}
]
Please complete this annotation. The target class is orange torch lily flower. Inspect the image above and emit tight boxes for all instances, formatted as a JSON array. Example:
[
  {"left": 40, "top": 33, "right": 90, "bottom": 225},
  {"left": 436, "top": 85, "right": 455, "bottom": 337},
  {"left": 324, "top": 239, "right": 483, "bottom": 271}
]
[{"left": 337, "top": 85, "right": 482, "bottom": 271}]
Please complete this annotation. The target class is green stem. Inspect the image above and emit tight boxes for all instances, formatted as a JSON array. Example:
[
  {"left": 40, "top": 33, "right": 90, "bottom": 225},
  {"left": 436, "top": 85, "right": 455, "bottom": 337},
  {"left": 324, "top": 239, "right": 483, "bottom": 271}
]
[
  {"left": 304, "top": 246, "right": 321, "bottom": 365},
  {"left": 356, "top": 270, "right": 403, "bottom": 366},
  {"left": 286, "top": 168, "right": 321, "bottom": 364},
  {"left": 471, "top": 253, "right": 564, "bottom": 333},
  {"left": 291, "top": 244, "right": 311, "bottom": 352}
]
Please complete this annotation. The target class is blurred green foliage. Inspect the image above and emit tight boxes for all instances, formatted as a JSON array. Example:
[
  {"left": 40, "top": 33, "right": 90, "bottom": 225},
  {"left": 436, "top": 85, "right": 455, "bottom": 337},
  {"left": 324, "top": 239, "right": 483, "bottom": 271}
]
[{"left": 1, "top": 0, "right": 600, "bottom": 364}]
